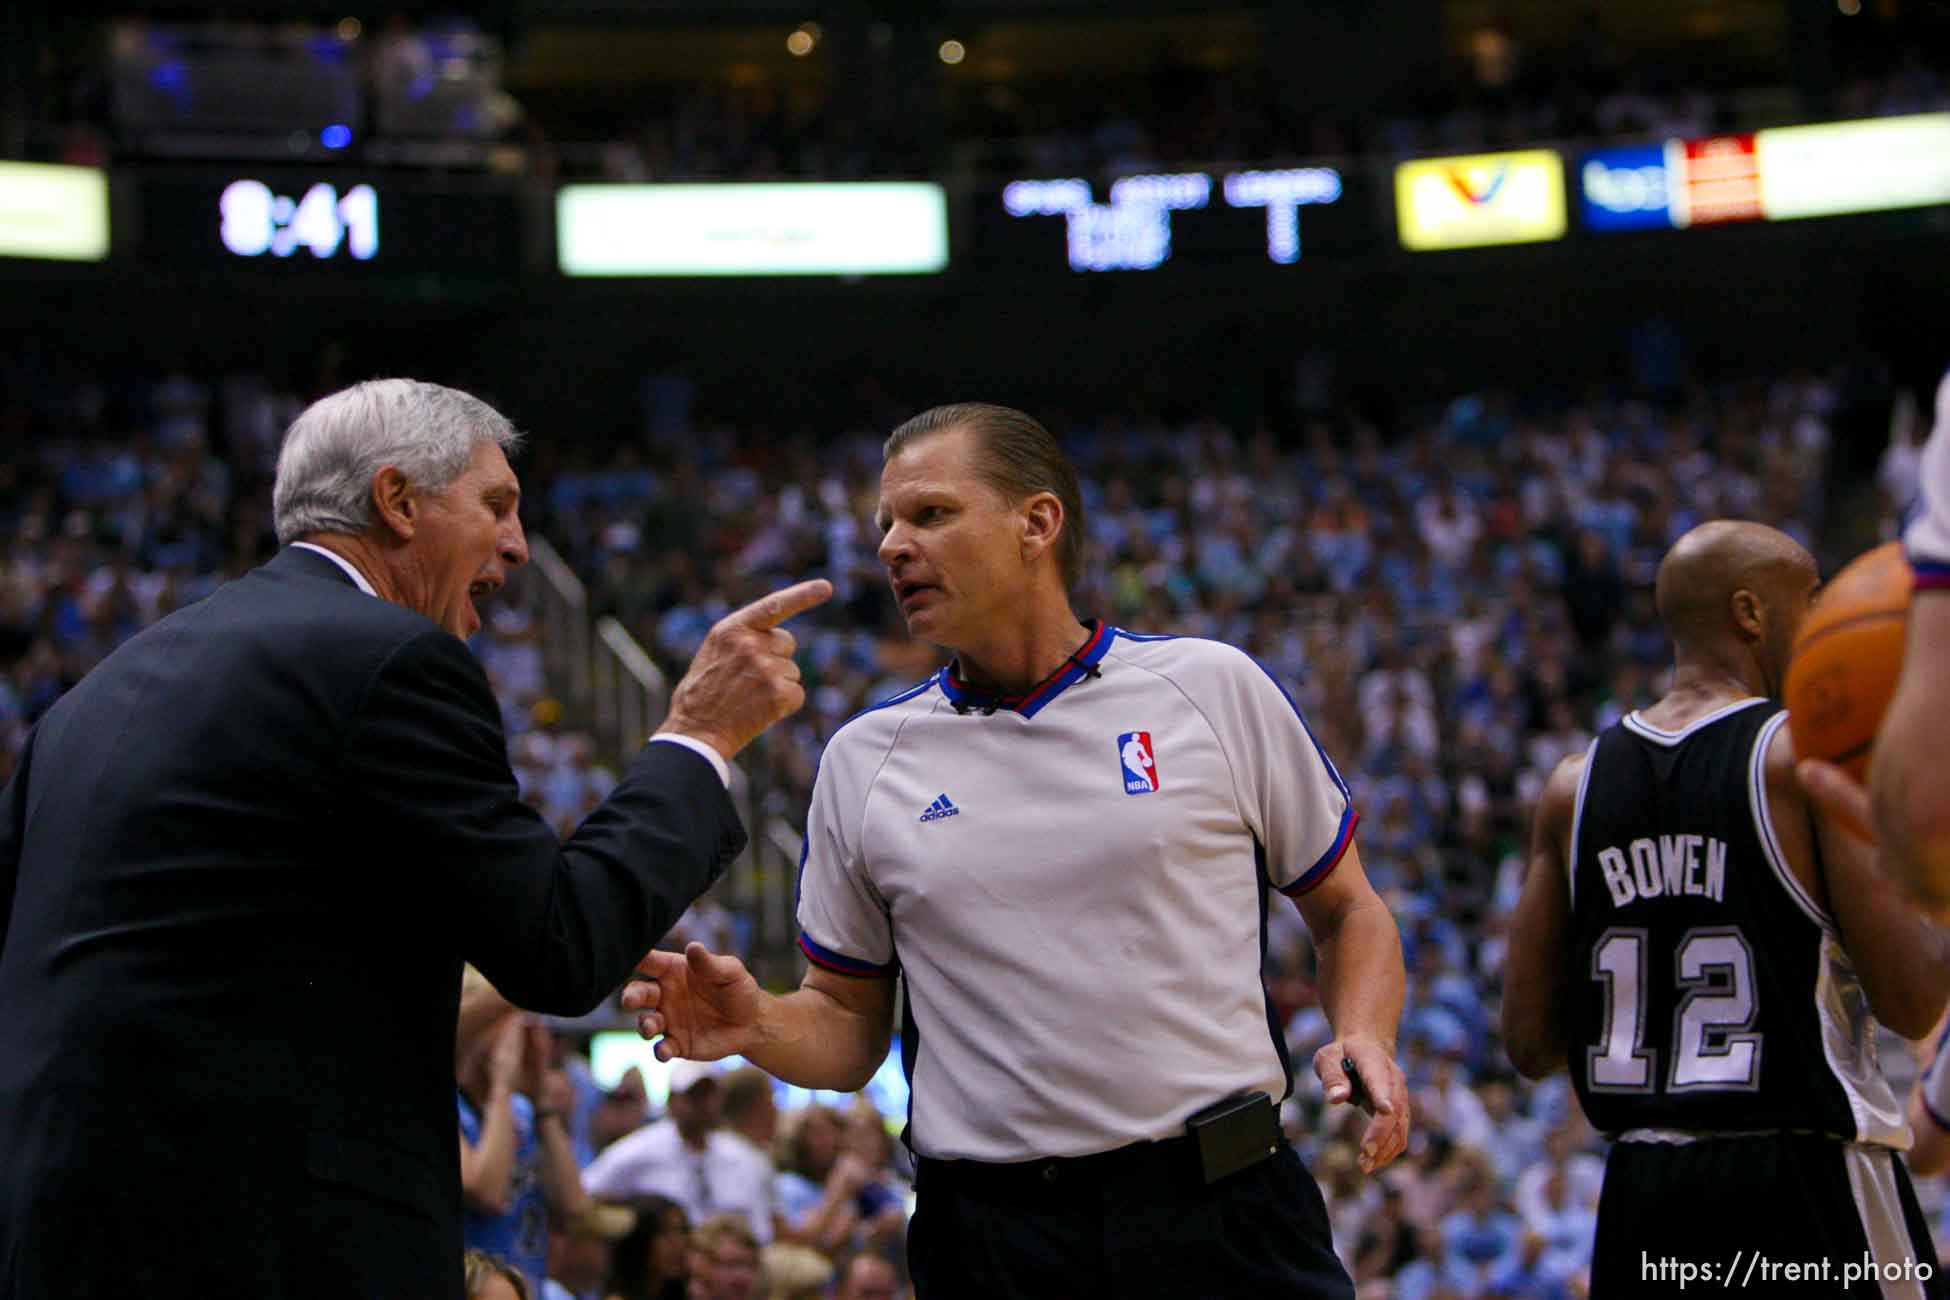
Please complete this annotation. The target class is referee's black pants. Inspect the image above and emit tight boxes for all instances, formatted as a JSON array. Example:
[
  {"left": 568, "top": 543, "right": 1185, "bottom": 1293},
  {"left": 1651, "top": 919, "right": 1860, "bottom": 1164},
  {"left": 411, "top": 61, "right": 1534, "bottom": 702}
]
[{"left": 907, "top": 1138, "right": 1353, "bottom": 1299}]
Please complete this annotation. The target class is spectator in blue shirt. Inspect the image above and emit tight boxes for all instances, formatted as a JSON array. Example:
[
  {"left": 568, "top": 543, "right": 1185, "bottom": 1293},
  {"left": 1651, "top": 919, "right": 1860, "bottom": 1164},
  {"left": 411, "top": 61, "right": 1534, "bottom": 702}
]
[{"left": 460, "top": 995, "right": 606, "bottom": 1293}]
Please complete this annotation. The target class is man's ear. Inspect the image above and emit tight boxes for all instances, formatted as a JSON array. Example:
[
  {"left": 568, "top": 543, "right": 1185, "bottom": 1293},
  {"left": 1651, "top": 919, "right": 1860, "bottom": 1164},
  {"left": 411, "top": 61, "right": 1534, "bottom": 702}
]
[
  {"left": 370, "top": 466, "right": 417, "bottom": 541},
  {"left": 1020, "top": 493, "right": 1063, "bottom": 565},
  {"left": 1730, "top": 588, "right": 1765, "bottom": 643}
]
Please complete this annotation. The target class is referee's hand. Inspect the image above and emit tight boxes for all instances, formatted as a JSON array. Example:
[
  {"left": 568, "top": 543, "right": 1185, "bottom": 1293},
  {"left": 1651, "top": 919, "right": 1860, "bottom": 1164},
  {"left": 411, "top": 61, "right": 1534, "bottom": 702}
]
[
  {"left": 621, "top": 942, "right": 761, "bottom": 1063},
  {"left": 1315, "top": 1034, "right": 1410, "bottom": 1174}
]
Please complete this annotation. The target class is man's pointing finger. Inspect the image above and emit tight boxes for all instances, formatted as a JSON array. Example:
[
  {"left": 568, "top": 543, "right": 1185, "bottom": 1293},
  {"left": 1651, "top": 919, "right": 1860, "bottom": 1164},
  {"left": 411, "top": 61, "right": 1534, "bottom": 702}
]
[{"left": 727, "top": 579, "right": 833, "bottom": 632}]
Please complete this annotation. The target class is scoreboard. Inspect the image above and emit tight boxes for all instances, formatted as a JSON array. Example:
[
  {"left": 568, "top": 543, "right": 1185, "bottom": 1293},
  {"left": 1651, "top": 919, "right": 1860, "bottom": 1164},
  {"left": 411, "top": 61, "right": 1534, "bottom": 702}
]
[{"left": 5, "top": 115, "right": 1949, "bottom": 283}]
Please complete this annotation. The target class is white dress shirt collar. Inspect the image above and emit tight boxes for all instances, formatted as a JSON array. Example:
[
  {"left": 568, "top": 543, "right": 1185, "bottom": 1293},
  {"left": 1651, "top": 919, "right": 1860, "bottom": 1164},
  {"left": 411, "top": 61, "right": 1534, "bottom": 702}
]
[{"left": 291, "top": 542, "right": 378, "bottom": 597}]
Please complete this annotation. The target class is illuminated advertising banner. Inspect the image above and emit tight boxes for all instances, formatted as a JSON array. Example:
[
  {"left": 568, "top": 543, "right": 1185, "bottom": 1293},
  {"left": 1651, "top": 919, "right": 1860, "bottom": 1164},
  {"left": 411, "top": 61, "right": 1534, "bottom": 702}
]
[
  {"left": 0, "top": 163, "right": 109, "bottom": 262},
  {"left": 1582, "top": 136, "right": 1764, "bottom": 231},
  {"left": 1756, "top": 113, "right": 1950, "bottom": 221},
  {"left": 1584, "top": 114, "right": 1950, "bottom": 233},
  {"left": 1580, "top": 144, "right": 1678, "bottom": 232},
  {"left": 1395, "top": 150, "right": 1565, "bottom": 251},
  {"left": 1679, "top": 135, "right": 1762, "bottom": 225},
  {"left": 556, "top": 183, "right": 949, "bottom": 276}
]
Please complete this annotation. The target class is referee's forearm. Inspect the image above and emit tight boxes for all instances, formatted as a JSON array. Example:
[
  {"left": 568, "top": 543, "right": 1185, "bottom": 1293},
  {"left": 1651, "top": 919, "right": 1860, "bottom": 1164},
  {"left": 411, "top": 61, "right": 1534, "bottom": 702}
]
[
  {"left": 1313, "top": 899, "right": 1405, "bottom": 1049},
  {"left": 745, "top": 986, "right": 892, "bottom": 1091}
]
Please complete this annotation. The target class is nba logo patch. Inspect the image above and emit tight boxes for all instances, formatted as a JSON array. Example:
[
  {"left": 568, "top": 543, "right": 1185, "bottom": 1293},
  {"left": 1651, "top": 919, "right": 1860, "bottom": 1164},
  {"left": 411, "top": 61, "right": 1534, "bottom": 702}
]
[{"left": 1117, "top": 731, "right": 1160, "bottom": 795}]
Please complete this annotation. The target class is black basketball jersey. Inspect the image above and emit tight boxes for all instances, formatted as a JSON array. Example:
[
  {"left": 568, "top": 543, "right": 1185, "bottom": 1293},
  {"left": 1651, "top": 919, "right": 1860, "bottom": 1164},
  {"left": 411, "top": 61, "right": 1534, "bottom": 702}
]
[{"left": 1565, "top": 697, "right": 1903, "bottom": 1144}]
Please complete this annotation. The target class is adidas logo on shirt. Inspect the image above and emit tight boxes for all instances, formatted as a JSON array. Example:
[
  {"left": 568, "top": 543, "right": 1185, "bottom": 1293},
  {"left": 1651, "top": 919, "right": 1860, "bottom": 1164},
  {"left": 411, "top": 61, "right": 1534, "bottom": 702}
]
[{"left": 918, "top": 794, "right": 960, "bottom": 823}]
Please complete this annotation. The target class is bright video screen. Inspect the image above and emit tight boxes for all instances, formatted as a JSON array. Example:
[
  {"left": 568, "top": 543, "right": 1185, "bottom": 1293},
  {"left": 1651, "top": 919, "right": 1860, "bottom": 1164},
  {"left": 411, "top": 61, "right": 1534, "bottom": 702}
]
[
  {"left": 589, "top": 1031, "right": 912, "bottom": 1124},
  {"left": 556, "top": 182, "right": 949, "bottom": 277}
]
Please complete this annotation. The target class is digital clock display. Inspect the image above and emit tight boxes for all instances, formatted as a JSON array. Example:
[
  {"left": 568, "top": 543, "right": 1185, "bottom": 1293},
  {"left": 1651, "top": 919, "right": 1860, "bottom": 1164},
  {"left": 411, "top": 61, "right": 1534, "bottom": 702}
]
[
  {"left": 221, "top": 180, "right": 378, "bottom": 260},
  {"left": 135, "top": 169, "right": 521, "bottom": 275}
]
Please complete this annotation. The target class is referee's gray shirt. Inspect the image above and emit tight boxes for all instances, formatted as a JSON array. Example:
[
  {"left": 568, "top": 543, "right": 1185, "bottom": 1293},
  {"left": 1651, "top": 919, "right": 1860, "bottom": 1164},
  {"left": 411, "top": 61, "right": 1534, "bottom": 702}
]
[{"left": 797, "top": 625, "right": 1358, "bottom": 1162}]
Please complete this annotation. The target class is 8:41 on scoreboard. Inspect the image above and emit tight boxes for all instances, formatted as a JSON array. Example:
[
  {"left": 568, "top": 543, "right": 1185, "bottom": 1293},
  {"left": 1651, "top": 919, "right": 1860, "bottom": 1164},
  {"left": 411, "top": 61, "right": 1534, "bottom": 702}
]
[{"left": 220, "top": 179, "right": 377, "bottom": 260}]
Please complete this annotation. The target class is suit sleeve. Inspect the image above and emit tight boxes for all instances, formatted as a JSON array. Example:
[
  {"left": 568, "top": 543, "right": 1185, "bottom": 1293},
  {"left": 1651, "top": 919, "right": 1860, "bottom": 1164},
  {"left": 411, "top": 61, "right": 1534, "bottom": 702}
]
[
  {"left": 1206, "top": 648, "right": 1359, "bottom": 897},
  {"left": 341, "top": 628, "right": 746, "bottom": 1015},
  {"left": 0, "top": 727, "right": 30, "bottom": 960}
]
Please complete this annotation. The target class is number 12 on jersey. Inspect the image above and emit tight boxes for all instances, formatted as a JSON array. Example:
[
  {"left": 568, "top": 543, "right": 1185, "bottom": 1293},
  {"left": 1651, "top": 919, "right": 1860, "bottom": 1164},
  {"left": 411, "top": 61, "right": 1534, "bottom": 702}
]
[{"left": 1588, "top": 925, "right": 1761, "bottom": 1093}]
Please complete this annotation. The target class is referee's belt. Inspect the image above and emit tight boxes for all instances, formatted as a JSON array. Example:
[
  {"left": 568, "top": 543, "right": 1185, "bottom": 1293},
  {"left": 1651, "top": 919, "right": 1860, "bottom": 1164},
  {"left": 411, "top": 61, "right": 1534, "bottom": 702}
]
[{"left": 916, "top": 1131, "right": 1284, "bottom": 1197}]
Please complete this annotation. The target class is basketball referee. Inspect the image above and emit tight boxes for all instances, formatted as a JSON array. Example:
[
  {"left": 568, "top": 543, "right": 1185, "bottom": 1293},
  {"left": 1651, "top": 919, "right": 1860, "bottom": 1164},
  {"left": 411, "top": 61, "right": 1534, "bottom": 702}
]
[
  {"left": 628, "top": 403, "right": 1410, "bottom": 1298},
  {"left": 1504, "top": 521, "right": 1950, "bottom": 1297}
]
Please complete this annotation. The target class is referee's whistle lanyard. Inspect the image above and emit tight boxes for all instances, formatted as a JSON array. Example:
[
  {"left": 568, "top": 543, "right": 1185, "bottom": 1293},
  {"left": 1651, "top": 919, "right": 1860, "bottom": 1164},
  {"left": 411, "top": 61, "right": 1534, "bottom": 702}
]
[{"left": 946, "top": 625, "right": 1105, "bottom": 715}]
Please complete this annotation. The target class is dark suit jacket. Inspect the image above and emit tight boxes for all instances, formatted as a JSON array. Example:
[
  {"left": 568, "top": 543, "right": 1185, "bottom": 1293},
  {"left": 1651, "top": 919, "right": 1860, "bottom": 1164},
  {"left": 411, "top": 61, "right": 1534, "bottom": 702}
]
[{"left": 0, "top": 546, "right": 744, "bottom": 1298}]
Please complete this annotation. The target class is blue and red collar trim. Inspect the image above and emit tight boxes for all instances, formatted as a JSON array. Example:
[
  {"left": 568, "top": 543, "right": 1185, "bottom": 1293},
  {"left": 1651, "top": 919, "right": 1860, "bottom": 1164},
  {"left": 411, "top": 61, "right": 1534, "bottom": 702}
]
[{"left": 938, "top": 620, "right": 1113, "bottom": 719}]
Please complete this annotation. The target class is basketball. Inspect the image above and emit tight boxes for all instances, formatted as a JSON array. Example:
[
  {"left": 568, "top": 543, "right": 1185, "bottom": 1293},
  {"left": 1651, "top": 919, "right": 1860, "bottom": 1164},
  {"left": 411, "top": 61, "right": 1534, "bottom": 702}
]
[{"left": 1784, "top": 541, "right": 1913, "bottom": 782}]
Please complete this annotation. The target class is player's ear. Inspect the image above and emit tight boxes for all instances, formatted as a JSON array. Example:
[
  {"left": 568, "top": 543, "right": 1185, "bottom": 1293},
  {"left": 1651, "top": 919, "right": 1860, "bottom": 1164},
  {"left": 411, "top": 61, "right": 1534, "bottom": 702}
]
[{"left": 1730, "top": 588, "right": 1764, "bottom": 643}]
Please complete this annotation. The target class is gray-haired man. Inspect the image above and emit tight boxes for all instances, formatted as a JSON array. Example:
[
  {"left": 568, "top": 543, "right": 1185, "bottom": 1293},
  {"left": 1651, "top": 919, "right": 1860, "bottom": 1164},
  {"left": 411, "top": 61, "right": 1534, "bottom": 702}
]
[{"left": 0, "top": 378, "right": 828, "bottom": 1300}]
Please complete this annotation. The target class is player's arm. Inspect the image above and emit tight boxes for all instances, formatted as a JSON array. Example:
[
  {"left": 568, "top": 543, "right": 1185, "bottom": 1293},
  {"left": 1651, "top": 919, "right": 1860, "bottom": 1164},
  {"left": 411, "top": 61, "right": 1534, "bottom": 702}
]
[
  {"left": 1871, "top": 592, "right": 1950, "bottom": 918},
  {"left": 1501, "top": 752, "right": 1582, "bottom": 1080},
  {"left": 1293, "top": 845, "right": 1411, "bottom": 1174},
  {"left": 1771, "top": 726, "right": 1950, "bottom": 1040},
  {"left": 1908, "top": 1093, "right": 1950, "bottom": 1176},
  {"left": 624, "top": 947, "right": 895, "bottom": 1091},
  {"left": 1905, "top": 1017, "right": 1950, "bottom": 1175}
]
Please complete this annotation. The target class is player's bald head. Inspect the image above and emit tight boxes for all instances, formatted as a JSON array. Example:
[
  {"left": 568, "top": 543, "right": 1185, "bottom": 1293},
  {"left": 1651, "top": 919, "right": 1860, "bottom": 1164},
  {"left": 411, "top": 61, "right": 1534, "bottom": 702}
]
[{"left": 1654, "top": 520, "right": 1817, "bottom": 660}]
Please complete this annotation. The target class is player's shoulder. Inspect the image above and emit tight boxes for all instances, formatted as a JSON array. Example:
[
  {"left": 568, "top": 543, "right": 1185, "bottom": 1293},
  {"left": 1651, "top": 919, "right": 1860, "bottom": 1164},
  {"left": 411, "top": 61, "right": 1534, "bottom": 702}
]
[
  {"left": 1753, "top": 698, "right": 1800, "bottom": 782},
  {"left": 1539, "top": 744, "right": 1593, "bottom": 828}
]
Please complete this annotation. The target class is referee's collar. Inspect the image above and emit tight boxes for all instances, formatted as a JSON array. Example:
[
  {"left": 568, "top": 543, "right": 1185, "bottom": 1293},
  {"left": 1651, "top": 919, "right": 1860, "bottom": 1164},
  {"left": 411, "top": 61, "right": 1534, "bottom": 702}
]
[{"left": 939, "top": 620, "right": 1113, "bottom": 719}]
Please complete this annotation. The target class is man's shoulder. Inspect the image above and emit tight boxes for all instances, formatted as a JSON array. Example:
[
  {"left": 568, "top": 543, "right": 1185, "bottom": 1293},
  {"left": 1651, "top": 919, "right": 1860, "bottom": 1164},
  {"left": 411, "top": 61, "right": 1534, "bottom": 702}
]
[
  {"left": 1102, "top": 628, "right": 1261, "bottom": 688},
  {"left": 711, "top": 1130, "right": 774, "bottom": 1171},
  {"left": 823, "top": 674, "right": 941, "bottom": 754},
  {"left": 38, "top": 558, "right": 439, "bottom": 734},
  {"left": 593, "top": 1116, "right": 680, "bottom": 1163},
  {"left": 157, "top": 557, "right": 443, "bottom": 683}
]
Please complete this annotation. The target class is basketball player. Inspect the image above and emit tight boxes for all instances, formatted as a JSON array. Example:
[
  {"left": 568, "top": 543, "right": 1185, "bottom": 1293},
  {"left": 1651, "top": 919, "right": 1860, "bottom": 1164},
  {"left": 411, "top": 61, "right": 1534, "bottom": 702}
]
[
  {"left": 1798, "top": 368, "right": 1950, "bottom": 913},
  {"left": 1503, "top": 520, "right": 1950, "bottom": 1297}
]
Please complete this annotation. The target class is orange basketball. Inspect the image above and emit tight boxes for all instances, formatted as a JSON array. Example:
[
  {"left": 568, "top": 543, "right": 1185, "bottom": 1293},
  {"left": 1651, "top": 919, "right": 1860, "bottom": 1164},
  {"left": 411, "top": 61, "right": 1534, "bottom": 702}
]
[{"left": 1784, "top": 541, "right": 1912, "bottom": 783}]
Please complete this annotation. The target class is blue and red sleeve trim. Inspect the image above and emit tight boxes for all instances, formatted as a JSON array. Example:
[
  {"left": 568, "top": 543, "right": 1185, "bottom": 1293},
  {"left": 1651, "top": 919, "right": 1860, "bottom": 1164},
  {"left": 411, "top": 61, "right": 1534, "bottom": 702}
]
[
  {"left": 799, "top": 933, "right": 899, "bottom": 979},
  {"left": 1277, "top": 805, "right": 1361, "bottom": 898},
  {"left": 1910, "top": 556, "right": 1950, "bottom": 591}
]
